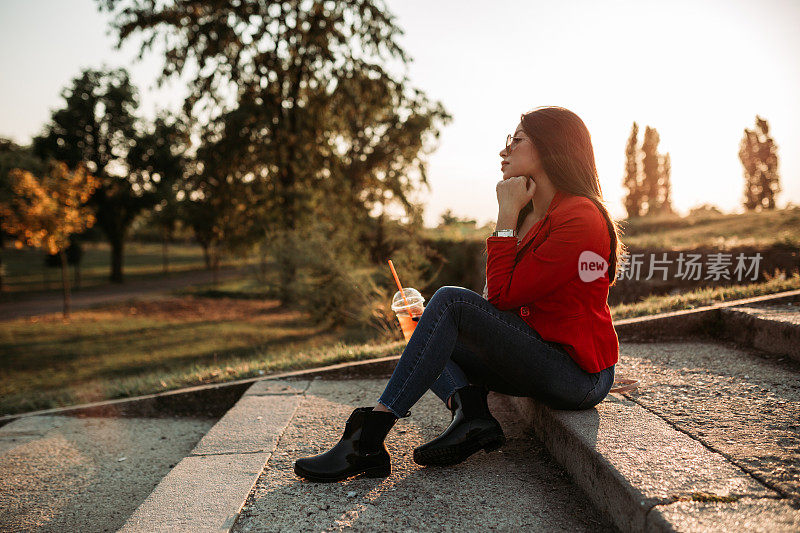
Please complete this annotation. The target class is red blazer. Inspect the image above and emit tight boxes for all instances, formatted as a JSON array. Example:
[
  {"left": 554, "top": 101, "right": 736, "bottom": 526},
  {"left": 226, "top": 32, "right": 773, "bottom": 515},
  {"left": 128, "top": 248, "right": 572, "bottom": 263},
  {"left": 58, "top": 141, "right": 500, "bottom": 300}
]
[{"left": 485, "top": 189, "right": 619, "bottom": 373}]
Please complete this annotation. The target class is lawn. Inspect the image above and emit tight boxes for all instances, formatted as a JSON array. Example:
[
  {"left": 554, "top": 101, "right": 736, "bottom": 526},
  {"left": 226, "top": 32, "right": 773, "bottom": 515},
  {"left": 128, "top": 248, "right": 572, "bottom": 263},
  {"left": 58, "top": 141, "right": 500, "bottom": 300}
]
[
  {"left": 0, "top": 240, "right": 256, "bottom": 294},
  {"left": 0, "top": 279, "right": 405, "bottom": 415}
]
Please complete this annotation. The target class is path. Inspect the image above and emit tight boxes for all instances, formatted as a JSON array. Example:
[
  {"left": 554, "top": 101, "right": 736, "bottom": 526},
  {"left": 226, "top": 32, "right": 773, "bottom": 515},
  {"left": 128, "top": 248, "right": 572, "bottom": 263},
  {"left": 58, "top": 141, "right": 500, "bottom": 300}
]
[
  {"left": 0, "top": 415, "right": 217, "bottom": 532},
  {"left": 0, "top": 265, "right": 250, "bottom": 321}
]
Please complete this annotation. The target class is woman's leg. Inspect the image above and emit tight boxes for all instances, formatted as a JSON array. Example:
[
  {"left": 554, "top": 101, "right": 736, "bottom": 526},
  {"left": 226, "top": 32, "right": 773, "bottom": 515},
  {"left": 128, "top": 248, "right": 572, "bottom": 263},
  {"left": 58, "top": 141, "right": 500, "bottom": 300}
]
[
  {"left": 427, "top": 356, "right": 469, "bottom": 408},
  {"left": 422, "top": 341, "right": 530, "bottom": 409},
  {"left": 376, "top": 286, "right": 605, "bottom": 418}
]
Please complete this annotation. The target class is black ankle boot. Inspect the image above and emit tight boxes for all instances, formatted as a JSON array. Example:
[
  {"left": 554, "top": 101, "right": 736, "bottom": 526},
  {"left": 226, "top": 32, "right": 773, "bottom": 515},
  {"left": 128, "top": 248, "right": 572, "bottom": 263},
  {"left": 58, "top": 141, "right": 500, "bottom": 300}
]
[
  {"left": 294, "top": 407, "right": 398, "bottom": 482},
  {"left": 413, "top": 384, "right": 505, "bottom": 466}
]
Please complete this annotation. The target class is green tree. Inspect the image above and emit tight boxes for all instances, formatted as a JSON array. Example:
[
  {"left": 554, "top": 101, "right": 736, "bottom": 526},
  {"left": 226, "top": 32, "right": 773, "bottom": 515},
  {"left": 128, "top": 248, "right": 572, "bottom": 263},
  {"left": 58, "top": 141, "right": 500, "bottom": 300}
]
[
  {"left": 33, "top": 68, "right": 140, "bottom": 283},
  {"left": 655, "top": 152, "right": 674, "bottom": 215},
  {"left": 622, "top": 122, "right": 643, "bottom": 218},
  {"left": 640, "top": 126, "right": 660, "bottom": 216},
  {"left": 184, "top": 111, "right": 264, "bottom": 284},
  {"left": 439, "top": 209, "right": 477, "bottom": 227},
  {"left": 33, "top": 68, "right": 189, "bottom": 283},
  {"left": 639, "top": 125, "right": 672, "bottom": 216},
  {"left": 98, "top": 0, "right": 451, "bottom": 304},
  {"left": 739, "top": 115, "right": 781, "bottom": 211},
  {"left": 127, "top": 114, "right": 191, "bottom": 273}
]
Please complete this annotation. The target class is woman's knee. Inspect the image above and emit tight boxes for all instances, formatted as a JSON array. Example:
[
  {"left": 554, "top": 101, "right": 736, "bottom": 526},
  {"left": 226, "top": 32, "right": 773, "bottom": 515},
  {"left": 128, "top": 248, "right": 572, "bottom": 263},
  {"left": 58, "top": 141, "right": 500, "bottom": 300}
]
[{"left": 431, "top": 286, "right": 474, "bottom": 304}]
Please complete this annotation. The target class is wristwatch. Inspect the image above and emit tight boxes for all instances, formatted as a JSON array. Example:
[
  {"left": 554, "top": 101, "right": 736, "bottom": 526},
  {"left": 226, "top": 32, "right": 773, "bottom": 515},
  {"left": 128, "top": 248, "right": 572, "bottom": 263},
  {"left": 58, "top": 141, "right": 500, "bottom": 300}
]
[{"left": 491, "top": 229, "right": 517, "bottom": 238}]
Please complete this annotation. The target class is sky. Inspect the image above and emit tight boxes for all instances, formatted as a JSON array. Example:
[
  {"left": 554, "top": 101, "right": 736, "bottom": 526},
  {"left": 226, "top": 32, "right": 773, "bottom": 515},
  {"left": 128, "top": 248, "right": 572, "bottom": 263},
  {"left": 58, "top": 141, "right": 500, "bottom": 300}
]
[{"left": 1, "top": 0, "right": 798, "bottom": 227}]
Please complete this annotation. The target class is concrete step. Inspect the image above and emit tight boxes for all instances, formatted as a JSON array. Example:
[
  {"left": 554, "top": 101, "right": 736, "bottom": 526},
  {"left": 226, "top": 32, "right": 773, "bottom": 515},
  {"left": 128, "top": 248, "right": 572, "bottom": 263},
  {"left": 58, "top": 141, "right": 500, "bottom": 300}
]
[
  {"left": 612, "top": 289, "right": 800, "bottom": 343},
  {"left": 502, "top": 381, "right": 800, "bottom": 532},
  {"left": 719, "top": 301, "right": 800, "bottom": 362},
  {"left": 118, "top": 380, "right": 310, "bottom": 533},
  {"left": 499, "top": 391, "right": 798, "bottom": 532},
  {"left": 119, "top": 377, "right": 616, "bottom": 532},
  {"left": 232, "top": 378, "right": 615, "bottom": 532},
  {"left": 499, "top": 329, "right": 800, "bottom": 532}
]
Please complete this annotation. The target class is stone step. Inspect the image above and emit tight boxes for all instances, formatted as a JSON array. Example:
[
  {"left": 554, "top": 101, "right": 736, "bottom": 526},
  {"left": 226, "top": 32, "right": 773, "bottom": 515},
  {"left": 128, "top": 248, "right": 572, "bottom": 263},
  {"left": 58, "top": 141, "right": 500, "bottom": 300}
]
[
  {"left": 119, "top": 377, "right": 616, "bottom": 532},
  {"left": 719, "top": 301, "right": 800, "bottom": 362},
  {"left": 118, "top": 380, "right": 310, "bottom": 533}
]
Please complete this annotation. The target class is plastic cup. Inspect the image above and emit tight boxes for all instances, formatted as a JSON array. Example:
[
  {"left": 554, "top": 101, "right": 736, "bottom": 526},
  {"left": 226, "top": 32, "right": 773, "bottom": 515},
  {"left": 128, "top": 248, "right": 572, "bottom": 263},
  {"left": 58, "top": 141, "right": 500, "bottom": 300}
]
[{"left": 391, "top": 288, "right": 425, "bottom": 341}]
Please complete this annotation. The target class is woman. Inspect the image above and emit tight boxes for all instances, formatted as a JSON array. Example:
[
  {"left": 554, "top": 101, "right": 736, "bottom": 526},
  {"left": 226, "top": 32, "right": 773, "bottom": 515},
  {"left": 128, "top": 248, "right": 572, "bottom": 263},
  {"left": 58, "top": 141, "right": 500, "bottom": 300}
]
[{"left": 294, "top": 106, "right": 625, "bottom": 482}]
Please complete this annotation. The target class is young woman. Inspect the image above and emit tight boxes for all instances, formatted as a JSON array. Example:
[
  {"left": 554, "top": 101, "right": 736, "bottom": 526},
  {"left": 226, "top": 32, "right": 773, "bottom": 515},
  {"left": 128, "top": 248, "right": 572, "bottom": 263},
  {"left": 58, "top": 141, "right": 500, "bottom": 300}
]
[{"left": 294, "top": 106, "right": 625, "bottom": 482}]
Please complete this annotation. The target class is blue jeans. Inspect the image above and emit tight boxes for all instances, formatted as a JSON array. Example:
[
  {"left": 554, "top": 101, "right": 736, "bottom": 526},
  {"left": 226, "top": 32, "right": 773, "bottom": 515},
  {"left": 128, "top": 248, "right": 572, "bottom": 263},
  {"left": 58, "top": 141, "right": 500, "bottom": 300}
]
[{"left": 377, "top": 286, "right": 615, "bottom": 418}]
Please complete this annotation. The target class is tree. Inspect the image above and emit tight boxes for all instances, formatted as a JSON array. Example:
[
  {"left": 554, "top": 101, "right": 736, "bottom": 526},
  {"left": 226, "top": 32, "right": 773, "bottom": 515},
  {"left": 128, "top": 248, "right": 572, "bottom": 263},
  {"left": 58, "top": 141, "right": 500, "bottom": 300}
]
[
  {"left": 654, "top": 152, "right": 674, "bottom": 215},
  {"left": 640, "top": 126, "right": 660, "bottom": 216},
  {"left": 97, "top": 0, "right": 451, "bottom": 303},
  {"left": 0, "top": 162, "right": 99, "bottom": 317},
  {"left": 689, "top": 203, "right": 722, "bottom": 217},
  {"left": 184, "top": 114, "right": 264, "bottom": 284},
  {"left": 739, "top": 115, "right": 781, "bottom": 211},
  {"left": 639, "top": 125, "right": 673, "bottom": 216},
  {"left": 622, "top": 122, "right": 643, "bottom": 218},
  {"left": 0, "top": 138, "right": 48, "bottom": 292},
  {"left": 439, "top": 209, "right": 476, "bottom": 227},
  {"left": 127, "top": 114, "right": 191, "bottom": 273},
  {"left": 33, "top": 67, "right": 180, "bottom": 283}
]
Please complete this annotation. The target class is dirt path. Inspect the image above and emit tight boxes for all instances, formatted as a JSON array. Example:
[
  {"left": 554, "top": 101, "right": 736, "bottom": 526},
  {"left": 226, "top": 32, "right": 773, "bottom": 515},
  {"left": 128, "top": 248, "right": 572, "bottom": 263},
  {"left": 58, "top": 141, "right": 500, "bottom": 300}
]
[{"left": 0, "top": 265, "right": 250, "bottom": 321}]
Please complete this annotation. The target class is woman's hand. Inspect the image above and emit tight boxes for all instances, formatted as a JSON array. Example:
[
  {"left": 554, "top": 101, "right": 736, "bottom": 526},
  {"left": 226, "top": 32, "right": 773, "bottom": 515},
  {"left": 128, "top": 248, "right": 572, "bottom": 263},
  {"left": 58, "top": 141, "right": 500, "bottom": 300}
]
[{"left": 496, "top": 175, "right": 536, "bottom": 215}]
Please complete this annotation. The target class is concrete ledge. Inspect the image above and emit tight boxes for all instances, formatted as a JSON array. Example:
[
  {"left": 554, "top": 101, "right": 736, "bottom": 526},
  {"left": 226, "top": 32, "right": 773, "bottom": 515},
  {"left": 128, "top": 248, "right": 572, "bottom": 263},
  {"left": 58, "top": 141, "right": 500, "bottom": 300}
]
[
  {"left": 119, "top": 380, "right": 309, "bottom": 532},
  {"left": 0, "top": 355, "right": 403, "bottom": 428},
  {"left": 118, "top": 452, "right": 272, "bottom": 533},
  {"left": 719, "top": 305, "right": 800, "bottom": 363},
  {"left": 613, "top": 289, "right": 800, "bottom": 342},
  {"left": 499, "top": 394, "right": 800, "bottom": 533},
  {"left": 192, "top": 394, "right": 303, "bottom": 455}
]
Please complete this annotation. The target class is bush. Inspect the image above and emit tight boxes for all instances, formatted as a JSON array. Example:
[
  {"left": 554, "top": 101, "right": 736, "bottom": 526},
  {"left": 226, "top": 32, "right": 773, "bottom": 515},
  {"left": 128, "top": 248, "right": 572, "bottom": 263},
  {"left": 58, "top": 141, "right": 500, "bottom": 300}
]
[{"left": 263, "top": 216, "right": 438, "bottom": 341}]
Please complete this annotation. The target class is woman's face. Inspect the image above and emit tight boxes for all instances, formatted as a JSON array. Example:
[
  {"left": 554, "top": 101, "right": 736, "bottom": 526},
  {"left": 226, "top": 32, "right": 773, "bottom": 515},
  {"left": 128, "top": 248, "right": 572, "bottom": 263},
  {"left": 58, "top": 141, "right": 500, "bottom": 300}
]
[{"left": 499, "top": 122, "right": 541, "bottom": 181}]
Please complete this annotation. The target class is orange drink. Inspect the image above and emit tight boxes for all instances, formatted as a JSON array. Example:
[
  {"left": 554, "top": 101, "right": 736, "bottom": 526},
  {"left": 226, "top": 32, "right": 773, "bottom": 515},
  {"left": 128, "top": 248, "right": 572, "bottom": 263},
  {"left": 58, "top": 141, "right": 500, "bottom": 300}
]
[
  {"left": 391, "top": 288, "right": 425, "bottom": 342},
  {"left": 396, "top": 311, "right": 423, "bottom": 341}
]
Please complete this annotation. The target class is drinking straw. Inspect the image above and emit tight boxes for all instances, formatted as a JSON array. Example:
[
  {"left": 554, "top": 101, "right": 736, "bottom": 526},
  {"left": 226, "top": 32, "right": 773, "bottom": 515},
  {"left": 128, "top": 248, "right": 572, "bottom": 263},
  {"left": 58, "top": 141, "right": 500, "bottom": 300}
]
[{"left": 387, "top": 259, "right": 413, "bottom": 315}]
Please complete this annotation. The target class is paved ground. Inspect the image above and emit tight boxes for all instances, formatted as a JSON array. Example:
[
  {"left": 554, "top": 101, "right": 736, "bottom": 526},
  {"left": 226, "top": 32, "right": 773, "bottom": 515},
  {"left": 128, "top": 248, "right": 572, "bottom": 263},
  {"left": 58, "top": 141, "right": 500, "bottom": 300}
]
[
  {"left": 0, "top": 265, "right": 248, "bottom": 321},
  {"left": 232, "top": 378, "right": 617, "bottom": 533},
  {"left": 616, "top": 339, "right": 800, "bottom": 504},
  {"left": 0, "top": 415, "right": 217, "bottom": 532}
]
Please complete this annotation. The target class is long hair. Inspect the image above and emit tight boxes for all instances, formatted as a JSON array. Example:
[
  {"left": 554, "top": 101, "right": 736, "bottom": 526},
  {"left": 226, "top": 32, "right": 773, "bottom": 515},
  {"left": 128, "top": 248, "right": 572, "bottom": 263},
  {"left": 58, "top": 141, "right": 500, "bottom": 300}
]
[{"left": 519, "top": 106, "right": 627, "bottom": 286}]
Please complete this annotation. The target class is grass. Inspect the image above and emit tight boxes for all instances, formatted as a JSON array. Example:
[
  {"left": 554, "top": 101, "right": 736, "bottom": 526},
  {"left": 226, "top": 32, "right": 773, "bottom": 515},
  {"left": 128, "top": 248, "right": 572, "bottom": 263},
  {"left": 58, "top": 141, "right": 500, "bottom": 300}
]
[
  {"left": 610, "top": 270, "right": 800, "bottom": 319},
  {"left": 0, "top": 240, "right": 256, "bottom": 294},
  {"left": 618, "top": 208, "right": 800, "bottom": 250},
  {"left": 1, "top": 270, "right": 799, "bottom": 417},
  {"left": 422, "top": 206, "right": 800, "bottom": 250},
  {"left": 0, "top": 283, "right": 405, "bottom": 416}
]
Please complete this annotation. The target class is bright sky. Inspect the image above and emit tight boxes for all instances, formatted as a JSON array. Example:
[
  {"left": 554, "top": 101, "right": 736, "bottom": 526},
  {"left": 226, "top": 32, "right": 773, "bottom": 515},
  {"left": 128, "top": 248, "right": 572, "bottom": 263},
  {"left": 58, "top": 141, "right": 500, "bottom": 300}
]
[{"left": 1, "top": 0, "right": 798, "bottom": 227}]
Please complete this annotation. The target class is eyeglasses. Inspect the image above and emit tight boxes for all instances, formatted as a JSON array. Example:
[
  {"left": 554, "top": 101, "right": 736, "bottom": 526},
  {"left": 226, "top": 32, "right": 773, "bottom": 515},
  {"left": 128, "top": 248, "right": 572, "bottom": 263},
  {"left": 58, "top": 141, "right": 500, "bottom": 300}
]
[{"left": 505, "top": 134, "right": 527, "bottom": 153}]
